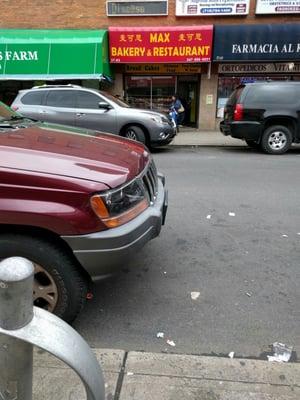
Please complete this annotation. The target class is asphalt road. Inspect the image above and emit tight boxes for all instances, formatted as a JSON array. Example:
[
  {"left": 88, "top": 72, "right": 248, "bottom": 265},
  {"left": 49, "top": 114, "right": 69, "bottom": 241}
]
[{"left": 74, "top": 145, "right": 300, "bottom": 358}]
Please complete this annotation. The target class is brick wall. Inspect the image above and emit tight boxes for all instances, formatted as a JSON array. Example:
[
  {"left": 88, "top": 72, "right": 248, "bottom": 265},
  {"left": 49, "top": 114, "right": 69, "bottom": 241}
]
[{"left": 0, "top": 0, "right": 299, "bottom": 29}]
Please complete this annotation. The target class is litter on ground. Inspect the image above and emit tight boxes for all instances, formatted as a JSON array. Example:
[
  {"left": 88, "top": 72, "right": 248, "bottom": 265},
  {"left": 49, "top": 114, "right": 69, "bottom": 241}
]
[
  {"left": 166, "top": 339, "right": 176, "bottom": 347},
  {"left": 127, "top": 372, "right": 134, "bottom": 376},
  {"left": 229, "top": 212, "right": 236, "bottom": 217},
  {"left": 267, "top": 342, "right": 293, "bottom": 363},
  {"left": 246, "top": 292, "right": 252, "bottom": 297},
  {"left": 191, "top": 291, "right": 200, "bottom": 300},
  {"left": 206, "top": 215, "right": 212, "bottom": 220},
  {"left": 282, "top": 234, "right": 288, "bottom": 238},
  {"left": 156, "top": 332, "right": 165, "bottom": 338},
  {"left": 228, "top": 352, "right": 235, "bottom": 359}
]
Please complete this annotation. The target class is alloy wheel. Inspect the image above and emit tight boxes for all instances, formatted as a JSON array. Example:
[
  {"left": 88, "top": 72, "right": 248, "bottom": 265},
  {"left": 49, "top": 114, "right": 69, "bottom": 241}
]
[
  {"left": 33, "top": 263, "right": 58, "bottom": 312},
  {"left": 268, "top": 131, "right": 287, "bottom": 151},
  {"left": 125, "top": 129, "right": 137, "bottom": 140}
]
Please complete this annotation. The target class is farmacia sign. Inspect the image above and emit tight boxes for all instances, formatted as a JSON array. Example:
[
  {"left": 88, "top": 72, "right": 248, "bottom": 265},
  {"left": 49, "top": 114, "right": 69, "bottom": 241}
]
[
  {"left": 231, "top": 43, "right": 300, "bottom": 55},
  {"left": 213, "top": 24, "right": 300, "bottom": 61}
]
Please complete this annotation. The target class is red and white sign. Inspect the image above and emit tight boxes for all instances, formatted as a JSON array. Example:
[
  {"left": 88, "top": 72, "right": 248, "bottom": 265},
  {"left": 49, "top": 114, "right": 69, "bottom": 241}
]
[{"left": 109, "top": 26, "right": 213, "bottom": 63}]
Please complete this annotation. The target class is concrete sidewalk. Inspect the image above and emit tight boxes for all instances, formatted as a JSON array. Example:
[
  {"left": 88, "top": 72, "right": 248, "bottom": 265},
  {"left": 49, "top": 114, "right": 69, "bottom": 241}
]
[
  {"left": 33, "top": 349, "right": 300, "bottom": 399},
  {"left": 171, "top": 128, "right": 246, "bottom": 147}
]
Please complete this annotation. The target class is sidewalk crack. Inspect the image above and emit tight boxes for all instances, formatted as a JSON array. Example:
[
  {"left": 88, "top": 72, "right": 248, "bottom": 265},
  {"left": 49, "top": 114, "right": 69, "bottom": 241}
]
[
  {"left": 113, "top": 351, "right": 128, "bottom": 400},
  {"left": 124, "top": 372, "right": 300, "bottom": 389}
]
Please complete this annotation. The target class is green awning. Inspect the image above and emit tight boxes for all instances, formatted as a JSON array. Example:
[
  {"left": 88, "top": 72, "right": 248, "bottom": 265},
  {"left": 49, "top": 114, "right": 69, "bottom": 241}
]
[{"left": 0, "top": 29, "right": 112, "bottom": 80}]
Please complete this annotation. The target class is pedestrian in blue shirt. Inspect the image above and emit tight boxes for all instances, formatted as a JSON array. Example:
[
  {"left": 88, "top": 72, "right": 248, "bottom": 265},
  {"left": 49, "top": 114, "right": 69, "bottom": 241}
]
[{"left": 170, "top": 94, "right": 185, "bottom": 131}]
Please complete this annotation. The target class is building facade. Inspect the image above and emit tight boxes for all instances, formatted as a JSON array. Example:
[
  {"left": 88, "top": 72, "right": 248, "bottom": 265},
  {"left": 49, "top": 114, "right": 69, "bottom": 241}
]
[{"left": 0, "top": 0, "right": 300, "bottom": 129}]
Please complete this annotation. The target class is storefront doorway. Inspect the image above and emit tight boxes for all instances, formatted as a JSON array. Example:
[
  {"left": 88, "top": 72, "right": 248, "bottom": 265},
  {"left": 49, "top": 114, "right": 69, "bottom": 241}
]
[
  {"left": 124, "top": 74, "right": 200, "bottom": 127},
  {"left": 177, "top": 76, "right": 199, "bottom": 126}
]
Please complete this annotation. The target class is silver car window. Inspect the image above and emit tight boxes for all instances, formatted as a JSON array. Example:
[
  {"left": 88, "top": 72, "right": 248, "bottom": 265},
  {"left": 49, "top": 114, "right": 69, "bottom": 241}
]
[
  {"left": 75, "top": 91, "right": 103, "bottom": 109},
  {"left": 21, "top": 91, "right": 47, "bottom": 105},
  {"left": 45, "top": 90, "right": 75, "bottom": 108}
]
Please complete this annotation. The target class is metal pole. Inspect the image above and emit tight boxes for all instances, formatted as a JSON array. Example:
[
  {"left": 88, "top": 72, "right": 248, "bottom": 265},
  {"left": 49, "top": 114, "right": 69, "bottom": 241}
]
[{"left": 0, "top": 257, "right": 34, "bottom": 400}]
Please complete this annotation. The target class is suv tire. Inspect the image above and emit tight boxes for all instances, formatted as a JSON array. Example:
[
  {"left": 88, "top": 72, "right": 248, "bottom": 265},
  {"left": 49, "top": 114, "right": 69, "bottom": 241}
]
[
  {"left": 124, "top": 125, "right": 146, "bottom": 144},
  {"left": 0, "top": 234, "right": 88, "bottom": 323},
  {"left": 261, "top": 125, "right": 292, "bottom": 155}
]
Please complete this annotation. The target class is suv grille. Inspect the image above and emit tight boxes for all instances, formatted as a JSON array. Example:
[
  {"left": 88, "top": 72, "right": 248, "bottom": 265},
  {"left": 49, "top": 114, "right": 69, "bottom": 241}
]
[{"left": 143, "top": 160, "right": 158, "bottom": 204}]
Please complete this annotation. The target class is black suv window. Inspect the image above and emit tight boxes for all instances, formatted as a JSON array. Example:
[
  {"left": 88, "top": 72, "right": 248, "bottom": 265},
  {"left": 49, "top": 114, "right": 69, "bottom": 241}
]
[
  {"left": 226, "top": 86, "right": 245, "bottom": 106},
  {"left": 245, "top": 85, "right": 299, "bottom": 105},
  {"left": 45, "top": 90, "right": 75, "bottom": 108},
  {"left": 76, "top": 91, "right": 103, "bottom": 109},
  {"left": 21, "top": 91, "right": 46, "bottom": 105}
]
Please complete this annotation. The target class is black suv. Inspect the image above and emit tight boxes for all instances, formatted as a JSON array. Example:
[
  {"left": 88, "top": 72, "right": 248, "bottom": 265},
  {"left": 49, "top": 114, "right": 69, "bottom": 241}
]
[{"left": 220, "top": 82, "right": 300, "bottom": 154}]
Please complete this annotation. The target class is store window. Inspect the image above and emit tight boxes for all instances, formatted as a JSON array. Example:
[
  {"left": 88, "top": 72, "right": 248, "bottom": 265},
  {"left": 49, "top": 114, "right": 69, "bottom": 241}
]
[{"left": 125, "top": 76, "right": 175, "bottom": 112}]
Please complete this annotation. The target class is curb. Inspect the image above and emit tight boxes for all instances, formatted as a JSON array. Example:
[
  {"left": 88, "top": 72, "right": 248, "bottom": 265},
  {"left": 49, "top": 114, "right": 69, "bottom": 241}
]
[{"left": 33, "top": 349, "right": 300, "bottom": 400}]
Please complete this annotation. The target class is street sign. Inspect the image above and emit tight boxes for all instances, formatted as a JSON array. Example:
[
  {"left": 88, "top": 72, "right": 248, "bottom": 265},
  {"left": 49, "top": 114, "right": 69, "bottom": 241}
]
[{"left": 107, "top": 1, "right": 168, "bottom": 16}]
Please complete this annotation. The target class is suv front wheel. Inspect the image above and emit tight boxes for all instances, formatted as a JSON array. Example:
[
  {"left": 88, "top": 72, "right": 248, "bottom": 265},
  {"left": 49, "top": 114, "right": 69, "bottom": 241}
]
[
  {"left": 0, "top": 234, "right": 88, "bottom": 323},
  {"left": 261, "top": 125, "right": 292, "bottom": 155}
]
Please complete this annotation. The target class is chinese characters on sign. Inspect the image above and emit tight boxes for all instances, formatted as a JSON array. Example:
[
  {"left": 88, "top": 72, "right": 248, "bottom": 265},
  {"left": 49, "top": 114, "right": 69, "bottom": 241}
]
[
  {"left": 176, "top": 0, "right": 249, "bottom": 15},
  {"left": 256, "top": 0, "right": 300, "bottom": 14},
  {"left": 109, "top": 26, "right": 213, "bottom": 63},
  {"left": 106, "top": 1, "right": 168, "bottom": 16}
]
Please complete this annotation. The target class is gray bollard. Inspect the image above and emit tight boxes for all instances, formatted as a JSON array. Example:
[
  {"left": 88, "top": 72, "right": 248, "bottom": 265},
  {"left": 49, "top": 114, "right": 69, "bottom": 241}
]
[
  {"left": 0, "top": 257, "right": 34, "bottom": 400},
  {"left": 0, "top": 257, "right": 105, "bottom": 400}
]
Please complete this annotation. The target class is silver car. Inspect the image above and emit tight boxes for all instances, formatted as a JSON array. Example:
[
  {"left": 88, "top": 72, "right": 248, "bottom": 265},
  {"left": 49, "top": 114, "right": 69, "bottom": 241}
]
[{"left": 11, "top": 85, "right": 176, "bottom": 147}]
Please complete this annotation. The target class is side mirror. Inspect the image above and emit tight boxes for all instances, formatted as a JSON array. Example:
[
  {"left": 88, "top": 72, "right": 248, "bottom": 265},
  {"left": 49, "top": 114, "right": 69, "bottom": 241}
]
[{"left": 98, "top": 102, "right": 111, "bottom": 110}]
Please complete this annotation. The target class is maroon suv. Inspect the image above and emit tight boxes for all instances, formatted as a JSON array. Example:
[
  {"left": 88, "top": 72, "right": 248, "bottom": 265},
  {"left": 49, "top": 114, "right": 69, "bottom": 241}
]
[{"left": 0, "top": 102, "right": 167, "bottom": 322}]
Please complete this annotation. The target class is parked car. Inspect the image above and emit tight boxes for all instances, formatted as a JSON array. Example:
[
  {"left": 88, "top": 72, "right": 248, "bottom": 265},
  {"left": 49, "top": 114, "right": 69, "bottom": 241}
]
[
  {"left": 0, "top": 102, "right": 168, "bottom": 322},
  {"left": 220, "top": 81, "right": 300, "bottom": 154},
  {"left": 11, "top": 85, "right": 176, "bottom": 147}
]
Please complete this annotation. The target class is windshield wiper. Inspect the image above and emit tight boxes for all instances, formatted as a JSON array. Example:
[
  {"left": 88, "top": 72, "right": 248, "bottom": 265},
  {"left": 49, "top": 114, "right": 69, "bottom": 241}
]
[
  {"left": 8, "top": 115, "right": 25, "bottom": 121},
  {"left": 0, "top": 123, "right": 16, "bottom": 128}
]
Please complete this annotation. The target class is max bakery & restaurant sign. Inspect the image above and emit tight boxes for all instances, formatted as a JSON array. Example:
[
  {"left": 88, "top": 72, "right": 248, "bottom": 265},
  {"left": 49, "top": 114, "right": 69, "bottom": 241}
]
[
  {"left": 109, "top": 26, "right": 213, "bottom": 63},
  {"left": 213, "top": 24, "right": 300, "bottom": 61}
]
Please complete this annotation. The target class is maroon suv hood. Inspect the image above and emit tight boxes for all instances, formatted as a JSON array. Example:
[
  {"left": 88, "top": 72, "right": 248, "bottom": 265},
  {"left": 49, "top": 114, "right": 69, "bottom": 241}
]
[{"left": 0, "top": 122, "right": 149, "bottom": 188}]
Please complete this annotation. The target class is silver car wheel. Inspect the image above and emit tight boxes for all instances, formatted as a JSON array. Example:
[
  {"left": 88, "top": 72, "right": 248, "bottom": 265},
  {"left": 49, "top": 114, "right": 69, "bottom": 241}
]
[
  {"left": 268, "top": 131, "right": 287, "bottom": 151},
  {"left": 125, "top": 129, "right": 138, "bottom": 140}
]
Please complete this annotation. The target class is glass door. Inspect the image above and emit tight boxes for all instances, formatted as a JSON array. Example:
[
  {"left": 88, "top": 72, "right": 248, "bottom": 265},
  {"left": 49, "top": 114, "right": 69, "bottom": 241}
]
[
  {"left": 151, "top": 76, "right": 176, "bottom": 112},
  {"left": 177, "top": 75, "right": 199, "bottom": 127}
]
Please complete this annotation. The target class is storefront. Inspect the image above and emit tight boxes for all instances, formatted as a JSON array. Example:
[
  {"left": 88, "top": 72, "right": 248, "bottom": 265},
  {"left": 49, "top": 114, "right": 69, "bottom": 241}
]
[
  {"left": 108, "top": 26, "right": 213, "bottom": 127},
  {"left": 0, "top": 29, "right": 112, "bottom": 104},
  {"left": 213, "top": 24, "right": 300, "bottom": 118}
]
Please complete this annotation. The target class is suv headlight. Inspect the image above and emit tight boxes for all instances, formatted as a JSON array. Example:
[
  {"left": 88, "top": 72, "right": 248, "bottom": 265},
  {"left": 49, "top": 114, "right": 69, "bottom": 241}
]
[
  {"left": 150, "top": 115, "right": 168, "bottom": 125},
  {"left": 90, "top": 178, "right": 148, "bottom": 228}
]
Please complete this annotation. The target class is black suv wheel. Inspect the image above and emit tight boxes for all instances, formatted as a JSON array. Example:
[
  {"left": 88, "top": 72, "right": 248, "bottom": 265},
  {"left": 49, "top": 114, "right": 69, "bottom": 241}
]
[{"left": 261, "top": 125, "right": 292, "bottom": 155}]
